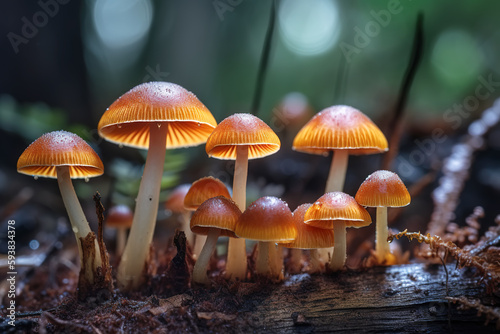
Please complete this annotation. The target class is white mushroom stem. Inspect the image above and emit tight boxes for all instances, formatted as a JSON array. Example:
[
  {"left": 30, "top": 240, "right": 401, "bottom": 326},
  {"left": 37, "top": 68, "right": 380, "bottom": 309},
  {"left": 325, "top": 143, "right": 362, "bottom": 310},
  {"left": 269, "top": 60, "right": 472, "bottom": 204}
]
[
  {"left": 256, "top": 241, "right": 270, "bottom": 276},
  {"left": 226, "top": 145, "right": 249, "bottom": 280},
  {"left": 325, "top": 150, "right": 349, "bottom": 193},
  {"left": 181, "top": 211, "right": 195, "bottom": 251},
  {"left": 309, "top": 249, "right": 321, "bottom": 273},
  {"left": 271, "top": 244, "right": 284, "bottom": 280},
  {"left": 118, "top": 123, "right": 167, "bottom": 290},
  {"left": 376, "top": 206, "right": 390, "bottom": 263},
  {"left": 192, "top": 228, "right": 220, "bottom": 285},
  {"left": 116, "top": 228, "right": 127, "bottom": 256},
  {"left": 329, "top": 222, "right": 346, "bottom": 271},
  {"left": 56, "top": 166, "right": 101, "bottom": 282},
  {"left": 193, "top": 234, "right": 207, "bottom": 260}
]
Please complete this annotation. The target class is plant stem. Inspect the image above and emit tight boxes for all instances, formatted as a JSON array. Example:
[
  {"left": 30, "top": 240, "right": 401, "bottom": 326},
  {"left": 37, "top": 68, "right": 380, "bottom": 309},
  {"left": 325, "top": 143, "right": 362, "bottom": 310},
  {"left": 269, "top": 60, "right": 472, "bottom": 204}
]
[
  {"left": 329, "top": 222, "right": 346, "bottom": 271},
  {"left": 376, "top": 207, "right": 390, "bottom": 263},
  {"left": 116, "top": 228, "right": 127, "bottom": 256},
  {"left": 192, "top": 228, "right": 220, "bottom": 285},
  {"left": 225, "top": 145, "right": 249, "bottom": 280},
  {"left": 118, "top": 123, "right": 167, "bottom": 290}
]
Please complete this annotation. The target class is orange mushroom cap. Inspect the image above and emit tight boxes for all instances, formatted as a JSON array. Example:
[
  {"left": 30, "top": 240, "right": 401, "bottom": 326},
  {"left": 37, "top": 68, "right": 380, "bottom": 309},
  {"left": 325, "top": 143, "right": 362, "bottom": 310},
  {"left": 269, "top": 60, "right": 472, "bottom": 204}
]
[
  {"left": 235, "top": 196, "right": 296, "bottom": 242},
  {"left": 184, "top": 176, "right": 231, "bottom": 211},
  {"left": 292, "top": 105, "right": 388, "bottom": 156},
  {"left": 98, "top": 82, "right": 217, "bottom": 149},
  {"left": 304, "top": 192, "right": 371, "bottom": 229},
  {"left": 355, "top": 170, "right": 411, "bottom": 207},
  {"left": 106, "top": 205, "right": 133, "bottom": 229},
  {"left": 190, "top": 196, "right": 241, "bottom": 238},
  {"left": 205, "top": 113, "right": 280, "bottom": 160},
  {"left": 165, "top": 184, "right": 191, "bottom": 214},
  {"left": 281, "top": 203, "right": 335, "bottom": 249},
  {"left": 17, "top": 130, "right": 104, "bottom": 179}
]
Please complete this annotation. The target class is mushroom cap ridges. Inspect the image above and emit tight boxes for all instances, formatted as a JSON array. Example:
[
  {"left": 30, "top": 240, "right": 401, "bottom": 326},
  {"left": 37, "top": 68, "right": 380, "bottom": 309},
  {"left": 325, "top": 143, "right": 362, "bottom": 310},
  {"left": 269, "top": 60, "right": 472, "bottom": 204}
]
[
  {"left": 106, "top": 205, "right": 133, "bottom": 229},
  {"left": 292, "top": 105, "right": 388, "bottom": 155},
  {"left": 165, "top": 184, "right": 191, "bottom": 214},
  {"left": 17, "top": 130, "right": 104, "bottom": 179},
  {"left": 184, "top": 176, "right": 231, "bottom": 211},
  {"left": 355, "top": 170, "right": 411, "bottom": 208},
  {"left": 281, "top": 203, "right": 335, "bottom": 249},
  {"left": 190, "top": 196, "right": 241, "bottom": 238},
  {"left": 304, "top": 192, "right": 371, "bottom": 229},
  {"left": 235, "top": 196, "right": 296, "bottom": 242},
  {"left": 98, "top": 82, "right": 217, "bottom": 149},
  {"left": 205, "top": 113, "right": 281, "bottom": 160}
]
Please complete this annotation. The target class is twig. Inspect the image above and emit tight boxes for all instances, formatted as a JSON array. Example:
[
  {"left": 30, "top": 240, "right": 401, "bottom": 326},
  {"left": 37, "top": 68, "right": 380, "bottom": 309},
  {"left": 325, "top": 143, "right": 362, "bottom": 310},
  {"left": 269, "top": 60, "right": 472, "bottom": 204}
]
[
  {"left": 252, "top": 0, "right": 276, "bottom": 116},
  {"left": 446, "top": 296, "right": 500, "bottom": 329},
  {"left": 382, "top": 12, "right": 424, "bottom": 170}
]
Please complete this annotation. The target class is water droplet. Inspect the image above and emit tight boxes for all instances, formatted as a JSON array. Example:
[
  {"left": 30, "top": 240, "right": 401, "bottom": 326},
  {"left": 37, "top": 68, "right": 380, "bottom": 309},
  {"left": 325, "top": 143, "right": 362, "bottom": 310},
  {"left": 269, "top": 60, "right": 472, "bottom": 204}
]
[
  {"left": 34, "top": 176, "right": 38, "bottom": 180},
  {"left": 157, "top": 123, "right": 161, "bottom": 128},
  {"left": 117, "top": 125, "right": 122, "bottom": 129},
  {"left": 197, "top": 122, "right": 201, "bottom": 127},
  {"left": 85, "top": 177, "right": 89, "bottom": 183},
  {"left": 72, "top": 226, "right": 79, "bottom": 234},
  {"left": 119, "top": 144, "right": 124, "bottom": 149}
]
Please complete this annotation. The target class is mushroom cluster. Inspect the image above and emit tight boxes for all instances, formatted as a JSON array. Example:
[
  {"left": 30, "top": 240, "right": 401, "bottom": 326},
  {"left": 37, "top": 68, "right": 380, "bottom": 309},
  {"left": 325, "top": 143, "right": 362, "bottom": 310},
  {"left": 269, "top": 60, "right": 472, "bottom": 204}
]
[{"left": 18, "top": 80, "right": 413, "bottom": 296}]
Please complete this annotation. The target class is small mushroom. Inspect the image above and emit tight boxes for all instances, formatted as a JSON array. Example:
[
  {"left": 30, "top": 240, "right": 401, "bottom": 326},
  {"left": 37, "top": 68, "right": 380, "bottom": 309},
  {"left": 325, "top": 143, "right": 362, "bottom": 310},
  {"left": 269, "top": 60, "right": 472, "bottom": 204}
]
[
  {"left": 98, "top": 82, "right": 217, "bottom": 289},
  {"left": 165, "top": 184, "right": 193, "bottom": 246},
  {"left": 281, "top": 204, "right": 335, "bottom": 274},
  {"left": 235, "top": 196, "right": 296, "bottom": 280},
  {"left": 355, "top": 170, "right": 411, "bottom": 264},
  {"left": 106, "top": 204, "right": 133, "bottom": 256},
  {"left": 305, "top": 192, "right": 371, "bottom": 272},
  {"left": 17, "top": 131, "right": 104, "bottom": 283},
  {"left": 184, "top": 176, "right": 231, "bottom": 259},
  {"left": 206, "top": 113, "right": 280, "bottom": 280},
  {"left": 293, "top": 105, "right": 388, "bottom": 192},
  {"left": 190, "top": 196, "right": 241, "bottom": 285}
]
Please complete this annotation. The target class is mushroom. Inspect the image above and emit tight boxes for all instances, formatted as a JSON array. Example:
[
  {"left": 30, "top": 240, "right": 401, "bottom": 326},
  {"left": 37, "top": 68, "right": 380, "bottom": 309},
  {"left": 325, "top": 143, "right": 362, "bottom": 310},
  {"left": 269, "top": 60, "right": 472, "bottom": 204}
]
[
  {"left": 184, "top": 176, "right": 231, "bottom": 259},
  {"left": 98, "top": 82, "right": 217, "bottom": 289},
  {"left": 165, "top": 184, "right": 193, "bottom": 246},
  {"left": 206, "top": 113, "right": 280, "bottom": 280},
  {"left": 293, "top": 105, "right": 388, "bottom": 192},
  {"left": 17, "top": 130, "right": 104, "bottom": 283},
  {"left": 105, "top": 204, "right": 133, "bottom": 256},
  {"left": 234, "top": 196, "right": 296, "bottom": 279},
  {"left": 305, "top": 192, "right": 371, "bottom": 272},
  {"left": 190, "top": 196, "right": 241, "bottom": 285},
  {"left": 281, "top": 204, "right": 335, "bottom": 274},
  {"left": 355, "top": 170, "right": 411, "bottom": 264}
]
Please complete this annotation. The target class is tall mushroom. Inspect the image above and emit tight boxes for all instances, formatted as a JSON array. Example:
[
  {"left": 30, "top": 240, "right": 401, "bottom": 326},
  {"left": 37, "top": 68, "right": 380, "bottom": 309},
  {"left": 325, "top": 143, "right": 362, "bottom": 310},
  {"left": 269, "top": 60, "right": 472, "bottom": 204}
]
[
  {"left": 205, "top": 113, "right": 280, "bottom": 280},
  {"left": 184, "top": 176, "right": 231, "bottom": 258},
  {"left": 234, "top": 196, "right": 296, "bottom": 279},
  {"left": 98, "top": 82, "right": 217, "bottom": 290},
  {"left": 17, "top": 130, "right": 104, "bottom": 284},
  {"left": 190, "top": 196, "right": 241, "bottom": 285},
  {"left": 305, "top": 192, "right": 371, "bottom": 272},
  {"left": 355, "top": 170, "right": 411, "bottom": 264},
  {"left": 293, "top": 105, "right": 388, "bottom": 192},
  {"left": 282, "top": 204, "right": 335, "bottom": 274}
]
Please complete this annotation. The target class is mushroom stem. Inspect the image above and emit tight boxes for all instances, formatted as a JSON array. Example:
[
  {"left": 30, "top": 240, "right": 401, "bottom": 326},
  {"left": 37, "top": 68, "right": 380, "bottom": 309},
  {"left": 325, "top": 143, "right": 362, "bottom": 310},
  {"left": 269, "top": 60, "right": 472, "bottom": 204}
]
[
  {"left": 325, "top": 150, "right": 349, "bottom": 192},
  {"left": 329, "top": 222, "right": 346, "bottom": 271},
  {"left": 226, "top": 145, "right": 249, "bottom": 280},
  {"left": 288, "top": 248, "right": 302, "bottom": 274},
  {"left": 116, "top": 228, "right": 127, "bottom": 256},
  {"left": 192, "top": 234, "right": 207, "bottom": 260},
  {"left": 375, "top": 206, "right": 390, "bottom": 263},
  {"left": 118, "top": 123, "right": 168, "bottom": 290},
  {"left": 181, "top": 211, "right": 195, "bottom": 250},
  {"left": 271, "top": 244, "right": 284, "bottom": 280},
  {"left": 192, "top": 228, "right": 220, "bottom": 285},
  {"left": 256, "top": 241, "right": 270, "bottom": 276},
  {"left": 309, "top": 249, "right": 321, "bottom": 273},
  {"left": 56, "top": 166, "right": 102, "bottom": 281}
]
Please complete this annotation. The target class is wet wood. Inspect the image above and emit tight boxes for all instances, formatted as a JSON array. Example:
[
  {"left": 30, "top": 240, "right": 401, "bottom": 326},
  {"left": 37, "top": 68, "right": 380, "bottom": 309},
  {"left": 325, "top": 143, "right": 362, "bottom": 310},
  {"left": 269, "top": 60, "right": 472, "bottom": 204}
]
[{"left": 234, "top": 263, "right": 497, "bottom": 333}]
